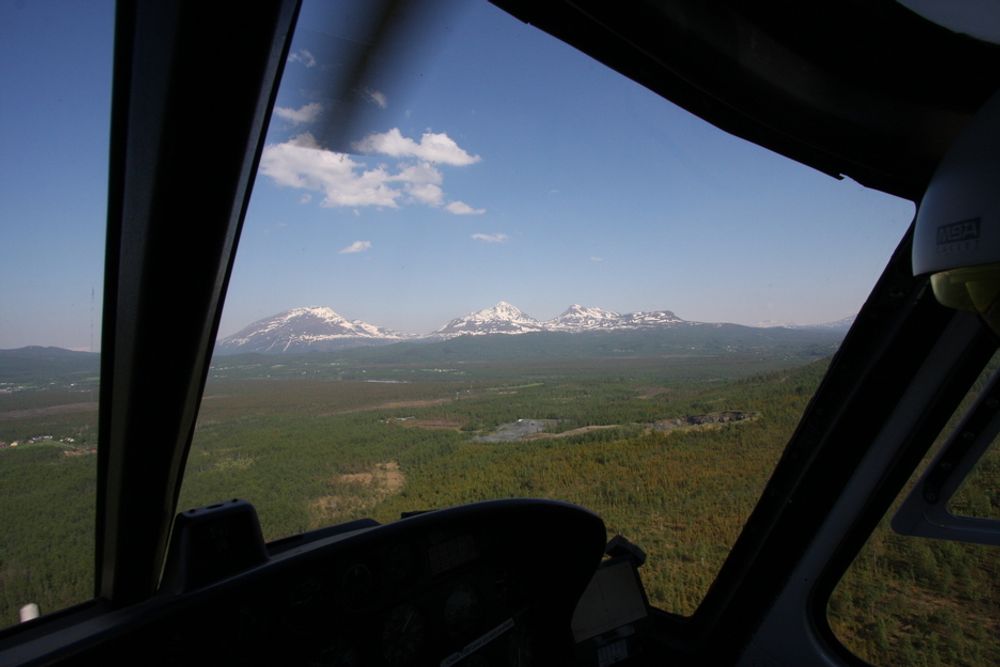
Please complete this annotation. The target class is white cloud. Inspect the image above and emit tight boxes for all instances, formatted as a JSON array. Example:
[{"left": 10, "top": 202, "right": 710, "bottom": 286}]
[
  {"left": 261, "top": 132, "right": 480, "bottom": 213},
  {"left": 354, "top": 128, "right": 480, "bottom": 166},
  {"left": 392, "top": 162, "right": 442, "bottom": 185},
  {"left": 366, "top": 88, "right": 388, "bottom": 109},
  {"left": 275, "top": 102, "right": 322, "bottom": 124},
  {"left": 288, "top": 49, "right": 316, "bottom": 68},
  {"left": 590, "top": 256, "right": 604, "bottom": 263},
  {"left": 446, "top": 201, "right": 485, "bottom": 215},
  {"left": 471, "top": 233, "right": 508, "bottom": 243},
  {"left": 408, "top": 183, "right": 444, "bottom": 206},
  {"left": 339, "top": 240, "right": 372, "bottom": 254},
  {"left": 261, "top": 133, "right": 400, "bottom": 208}
]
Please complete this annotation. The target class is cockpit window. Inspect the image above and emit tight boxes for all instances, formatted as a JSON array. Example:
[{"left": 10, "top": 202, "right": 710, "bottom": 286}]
[
  {"left": 0, "top": 0, "right": 113, "bottom": 627},
  {"left": 173, "top": 0, "right": 913, "bottom": 617},
  {"left": 829, "top": 352, "right": 1000, "bottom": 665},
  {"left": 949, "top": 436, "right": 1000, "bottom": 519}
]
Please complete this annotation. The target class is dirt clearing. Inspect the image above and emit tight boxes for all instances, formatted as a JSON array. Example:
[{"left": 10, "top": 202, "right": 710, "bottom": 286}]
[
  {"left": 319, "top": 398, "right": 454, "bottom": 417},
  {"left": 398, "top": 418, "right": 465, "bottom": 431},
  {"left": 0, "top": 402, "right": 98, "bottom": 421},
  {"left": 308, "top": 461, "right": 406, "bottom": 527},
  {"left": 523, "top": 425, "right": 621, "bottom": 441}
]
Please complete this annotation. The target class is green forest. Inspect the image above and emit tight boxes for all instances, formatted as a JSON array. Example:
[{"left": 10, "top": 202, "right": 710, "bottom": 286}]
[{"left": 0, "top": 349, "right": 996, "bottom": 665}]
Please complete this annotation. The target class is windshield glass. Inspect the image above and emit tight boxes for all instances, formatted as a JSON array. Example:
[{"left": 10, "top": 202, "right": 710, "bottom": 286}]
[
  {"left": 174, "top": 1, "right": 914, "bottom": 617},
  {"left": 0, "top": 0, "right": 112, "bottom": 627}
]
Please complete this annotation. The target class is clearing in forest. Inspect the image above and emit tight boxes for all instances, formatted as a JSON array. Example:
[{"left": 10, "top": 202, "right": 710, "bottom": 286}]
[{"left": 308, "top": 461, "right": 405, "bottom": 527}]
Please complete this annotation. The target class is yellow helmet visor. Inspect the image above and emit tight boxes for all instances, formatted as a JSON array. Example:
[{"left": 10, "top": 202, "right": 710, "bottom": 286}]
[{"left": 931, "top": 263, "right": 1000, "bottom": 333}]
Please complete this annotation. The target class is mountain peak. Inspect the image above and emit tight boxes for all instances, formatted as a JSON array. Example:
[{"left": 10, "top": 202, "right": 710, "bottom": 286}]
[
  {"left": 284, "top": 306, "right": 347, "bottom": 323},
  {"left": 476, "top": 301, "right": 530, "bottom": 319},
  {"left": 621, "top": 310, "right": 685, "bottom": 327},
  {"left": 432, "top": 302, "right": 692, "bottom": 337},
  {"left": 217, "top": 302, "right": 708, "bottom": 352},
  {"left": 434, "top": 301, "right": 542, "bottom": 337},
  {"left": 217, "top": 305, "right": 409, "bottom": 354},
  {"left": 546, "top": 304, "right": 623, "bottom": 331},
  {"left": 558, "top": 304, "right": 620, "bottom": 317}
]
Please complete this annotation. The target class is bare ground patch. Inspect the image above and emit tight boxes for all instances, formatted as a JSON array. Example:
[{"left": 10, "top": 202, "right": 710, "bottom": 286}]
[
  {"left": 523, "top": 425, "right": 621, "bottom": 441},
  {"left": 637, "top": 387, "right": 672, "bottom": 399},
  {"left": 399, "top": 418, "right": 465, "bottom": 431},
  {"left": 61, "top": 448, "right": 98, "bottom": 457},
  {"left": 652, "top": 411, "right": 759, "bottom": 434},
  {"left": 309, "top": 461, "right": 405, "bottom": 527},
  {"left": 318, "top": 398, "right": 454, "bottom": 417},
  {"left": 210, "top": 455, "right": 256, "bottom": 472},
  {"left": 0, "top": 402, "right": 98, "bottom": 421},
  {"left": 337, "top": 461, "right": 405, "bottom": 491}
]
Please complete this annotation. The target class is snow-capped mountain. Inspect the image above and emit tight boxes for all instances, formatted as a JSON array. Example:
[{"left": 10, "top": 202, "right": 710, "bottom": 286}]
[
  {"left": 542, "top": 305, "right": 688, "bottom": 331},
  {"left": 432, "top": 301, "right": 546, "bottom": 338},
  {"left": 216, "top": 306, "right": 410, "bottom": 354},
  {"left": 798, "top": 315, "right": 856, "bottom": 331},
  {"left": 432, "top": 302, "right": 692, "bottom": 338},
  {"left": 615, "top": 310, "right": 688, "bottom": 329},
  {"left": 215, "top": 301, "right": 840, "bottom": 354},
  {"left": 755, "top": 315, "right": 855, "bottom": 331},
  {"left": 545, "top": 304, "right": 623, "bottom": 331}
]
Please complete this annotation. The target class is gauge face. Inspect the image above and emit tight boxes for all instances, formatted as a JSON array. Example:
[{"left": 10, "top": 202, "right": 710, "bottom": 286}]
[
  {"left": 340, "top": 562, "right": 375, "bottom": 611},
  {"left": 443, "top": 585, "right": 480, "bottom": 638},
  {"left": 287, "top": 577, "right": 322, "bottom": 606},
  {"left": 381, "top": 603, "right": 425, "bottom": 666},
  {"left": 382, "top": 543, "right": 413, "bottom": 585},
  {"left": 283, "top": 576, "right": 325, "bottom": 636}
]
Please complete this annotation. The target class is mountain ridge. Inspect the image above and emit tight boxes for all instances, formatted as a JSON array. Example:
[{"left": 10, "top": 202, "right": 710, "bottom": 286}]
[
  {"left": 216, "top": 306, "right": 413, "bottom": 354},
  {"left": 214, "top": 301, "right": 855, "bottom": 354}
]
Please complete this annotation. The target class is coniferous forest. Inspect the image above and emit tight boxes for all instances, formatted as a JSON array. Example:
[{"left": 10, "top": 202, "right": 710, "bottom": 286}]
[{"left": 0, "top": 348, "right": 996, "bottom": 666}]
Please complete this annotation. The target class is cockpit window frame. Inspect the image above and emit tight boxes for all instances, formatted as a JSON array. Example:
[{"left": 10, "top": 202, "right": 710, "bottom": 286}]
[
  {"left": 93, "top": 0, "right": 302, "bottom": 606},
  {"left": 892, "top": 365, "right": 1000, "bottom": 545}
]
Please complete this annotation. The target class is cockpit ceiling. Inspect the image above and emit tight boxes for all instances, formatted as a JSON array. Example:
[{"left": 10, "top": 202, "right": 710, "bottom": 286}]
[
  {"left": 898, "top": 0, "right": 1000, "bottom": 45},
  {"left": 492, "top": 0, "right": 1000, "bottom": 200}
]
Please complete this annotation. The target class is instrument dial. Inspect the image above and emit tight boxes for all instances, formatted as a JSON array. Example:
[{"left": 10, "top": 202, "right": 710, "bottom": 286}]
[{"left": 381, "top": 603, "right": 425, "bottom": 666}]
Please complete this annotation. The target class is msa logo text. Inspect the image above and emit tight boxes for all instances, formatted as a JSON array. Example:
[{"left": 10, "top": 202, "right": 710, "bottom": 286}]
[{"left": 937, "top": 218, "right": 980, "bottom": 246}]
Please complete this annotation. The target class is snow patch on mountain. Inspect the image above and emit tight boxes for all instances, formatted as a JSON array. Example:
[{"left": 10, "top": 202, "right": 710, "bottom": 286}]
[
  {"left": 545, "top": 304, "right": 622, "bottom": 331},
  {"left": 216, "top": 301, "right": 845, "bottom": 353},
  {"left": 432, "top": 302, "right": 692, "bottom": 338},
  {"left": 755, "top": 315, "right": 855, "bottom": 331},
  {"left": 217, "top": 306, "right": 411, "bottom": 354},
  {"left": 617, "top": 310, "right": 688, "bottom": 328},
  {"left": 433, "top": 301, "right": 545, "bottom": 337}
]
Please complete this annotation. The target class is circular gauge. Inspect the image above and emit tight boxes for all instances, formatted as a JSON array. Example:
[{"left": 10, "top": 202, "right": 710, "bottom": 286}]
[
  {"left": 381, "top": 603, "right": 425, "bottom": 666},
  {"left": 443, "top": 585, "right": 481, "bottom": 638},
  {"left": 382, "top": 543, "right": 413, "bottom": 585},
  {"left": 340, "top": 562, "right": 375, "bottom": 611},
  {"left": 283, "top": 577, "right": 325, "bottom": 636}
]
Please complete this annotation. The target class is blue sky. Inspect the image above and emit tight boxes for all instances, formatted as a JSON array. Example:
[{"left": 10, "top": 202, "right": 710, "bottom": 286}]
[{"left": 0, "top": 0, "right": 914, "bottom": 349}]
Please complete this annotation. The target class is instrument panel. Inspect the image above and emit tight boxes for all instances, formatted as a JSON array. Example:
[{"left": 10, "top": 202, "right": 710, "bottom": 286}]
[{"left": 59, "top": 499, "right": 606, "bottom": 666}]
